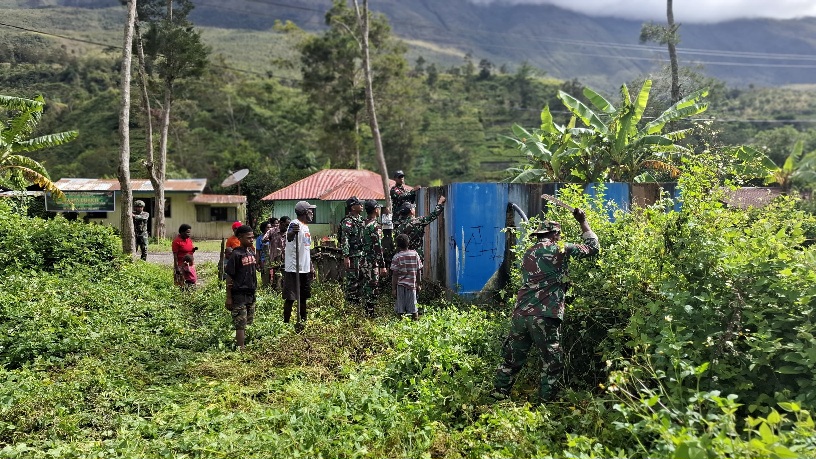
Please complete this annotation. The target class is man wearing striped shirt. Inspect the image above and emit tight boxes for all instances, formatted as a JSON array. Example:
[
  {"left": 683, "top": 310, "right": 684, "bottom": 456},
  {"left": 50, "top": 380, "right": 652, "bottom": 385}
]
[{"left": 391, "top": 233, "right": 423, "bottom": 320}]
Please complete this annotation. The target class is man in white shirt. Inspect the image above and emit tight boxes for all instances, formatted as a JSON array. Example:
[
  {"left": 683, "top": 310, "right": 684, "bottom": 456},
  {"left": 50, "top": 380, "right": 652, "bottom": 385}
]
[{"left": 283, "top": 200, "right": 315, "bottom": 330}]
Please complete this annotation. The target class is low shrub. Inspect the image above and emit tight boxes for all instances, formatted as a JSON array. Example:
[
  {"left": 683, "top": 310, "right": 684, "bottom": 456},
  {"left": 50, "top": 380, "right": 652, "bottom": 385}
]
[{"left": 0, "top": 203, "right": 123, "bottom": 275}]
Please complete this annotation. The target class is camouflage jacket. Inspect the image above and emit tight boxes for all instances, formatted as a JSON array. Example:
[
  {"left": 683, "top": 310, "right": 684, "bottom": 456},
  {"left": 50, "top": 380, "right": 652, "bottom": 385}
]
[
  {"left": 395, "top": 203, "right": 444, "bottom": 260},
  {"left": 132, "top": 211, "right": 149, "bottom": 236},
  {"left": 361, "top": 218, "right": 386, "bottom": 268},
  {"left": 390, "top": 185, "right": 416, "bottom": 214},
  {"left": 514, "top": 231, "right": 600, "bottom": 320},
  {"left": 339, "top": 214, "right": 365, "bottom": 258}
]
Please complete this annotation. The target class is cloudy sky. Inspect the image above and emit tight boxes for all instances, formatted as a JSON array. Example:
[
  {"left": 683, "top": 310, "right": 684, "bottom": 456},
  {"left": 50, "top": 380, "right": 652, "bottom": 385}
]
[{"left": 467, "top": 0, "right": 816, "bottom": 23}]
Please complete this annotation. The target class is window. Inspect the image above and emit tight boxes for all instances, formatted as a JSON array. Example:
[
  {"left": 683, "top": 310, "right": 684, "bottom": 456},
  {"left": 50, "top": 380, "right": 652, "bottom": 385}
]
[
  {"left": 164, "top": 197, "right": 171, "bottom": 218},
  {"left": 196, "top": 205, "right": 237, "bottom": 222}
]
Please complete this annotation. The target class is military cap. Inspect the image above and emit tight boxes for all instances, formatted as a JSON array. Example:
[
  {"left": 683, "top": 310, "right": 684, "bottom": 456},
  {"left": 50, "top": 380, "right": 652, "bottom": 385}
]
[
  {"left": 134, "top": 200, "right": 145, "bottom": 207},
  {"left": 399, "top": 202, "right": 415, "bottom": 215},
  {"left": 364, "top": 199, "right": 382, "bottom": 213},
  {"left": 346, "top": 196, "right": 362, "bottom": 208},
  {"left": 531, "top": 220, "right": 561, "bottom": 235},
  {"left": 393, "top": 170, "right": 405, "bottom": 178}
]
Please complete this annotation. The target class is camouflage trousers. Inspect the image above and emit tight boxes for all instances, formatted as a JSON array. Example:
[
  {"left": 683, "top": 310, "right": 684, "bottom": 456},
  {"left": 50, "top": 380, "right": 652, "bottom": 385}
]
[
  {"left": 136, "top": 234, "right": 148, "bottom": 260},
  {"left": 344, "top": 256, "right": 363, "bottom": 305},
  {"left": 360, "top": 261, "right": 381, "bottom": 315},
  {"left": 494, "top": 314, "right": 563, "bottom": 401}
]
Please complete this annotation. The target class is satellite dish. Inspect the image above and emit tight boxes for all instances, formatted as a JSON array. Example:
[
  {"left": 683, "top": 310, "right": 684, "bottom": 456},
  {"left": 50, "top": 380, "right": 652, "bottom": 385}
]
[{"left": 221, "top": 169, "right": 249, "bottom": 188}]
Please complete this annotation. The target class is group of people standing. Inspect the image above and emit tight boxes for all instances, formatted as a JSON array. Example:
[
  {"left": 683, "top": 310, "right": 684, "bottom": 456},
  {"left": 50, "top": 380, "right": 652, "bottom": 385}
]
[
  {"left": 338, "top": 170, "right": 445, "bottom": 319},
  {"left": 219, "top": 201, "right": 316, "bottom": 350},
  {"left": 147, "top": 171, "right": 602, "bottom": 401}
]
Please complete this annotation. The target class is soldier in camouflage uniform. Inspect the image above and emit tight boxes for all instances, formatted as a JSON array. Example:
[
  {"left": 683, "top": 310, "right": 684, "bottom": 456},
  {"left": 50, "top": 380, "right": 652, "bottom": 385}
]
[
  {"left": 339, "top": 196, "right": 365, "bottom": 305},
  {"left": 395, "top": 195, "right": 446, "bottom": 262},
  {"left": 361, "top": 199, "right": 388, "bottom": 317},
  {"left": 390, "top": 170, "right": 419, "bottom": 225},
  {"left": 132, "top": 200, "right": 150, "bottom": 261},
  {"left": 493, "top": 208, "right": 599, "bottom": 402}
]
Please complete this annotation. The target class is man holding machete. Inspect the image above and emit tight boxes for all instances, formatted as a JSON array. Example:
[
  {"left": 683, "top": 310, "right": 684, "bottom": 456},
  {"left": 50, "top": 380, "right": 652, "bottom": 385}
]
[{"left": 492, "top": 200, "right": 600, "bottom": 402}]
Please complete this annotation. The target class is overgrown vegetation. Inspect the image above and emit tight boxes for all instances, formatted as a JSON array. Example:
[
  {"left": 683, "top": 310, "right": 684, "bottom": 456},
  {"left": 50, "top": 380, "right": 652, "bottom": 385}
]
[{"left": 2, "top": 153, "right": 816, "bottom": 456}]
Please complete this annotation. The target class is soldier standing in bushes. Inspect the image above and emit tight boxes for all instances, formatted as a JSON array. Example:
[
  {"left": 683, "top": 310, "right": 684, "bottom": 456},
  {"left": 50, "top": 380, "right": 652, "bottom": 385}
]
[
  {"left": 361, "top": 199, "right": 387, "bottom": 317},
  {"left": 339, "top": 196, "right": 365, "bottom": 305},
  {"left": 492, "top": 208, "right": 599, "bottom": 402}
]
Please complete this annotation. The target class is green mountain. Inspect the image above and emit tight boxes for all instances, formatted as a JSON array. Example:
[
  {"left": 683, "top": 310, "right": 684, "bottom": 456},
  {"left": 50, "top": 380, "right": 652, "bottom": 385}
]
[
  {"left": 184, "top": 0, "right": 816, "bottom": 89},
  {"left": 4, "top": 0, "right": 816, "bottom": 88}
]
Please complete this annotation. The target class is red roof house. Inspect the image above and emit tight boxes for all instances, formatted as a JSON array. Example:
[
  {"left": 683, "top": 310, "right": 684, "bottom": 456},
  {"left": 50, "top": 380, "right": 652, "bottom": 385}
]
[
  {"left": 261, "top": 169, "right": 412, "bottom": 237},
  {"left": 261, "top": 169, "right": 407, "bottom": 201}
]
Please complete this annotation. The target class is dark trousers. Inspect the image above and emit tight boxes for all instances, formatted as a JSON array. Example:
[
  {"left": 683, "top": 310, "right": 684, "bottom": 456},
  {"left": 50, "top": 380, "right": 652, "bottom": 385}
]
[{"left": 136, "top": 235, "right": 148, "bottom": 260}]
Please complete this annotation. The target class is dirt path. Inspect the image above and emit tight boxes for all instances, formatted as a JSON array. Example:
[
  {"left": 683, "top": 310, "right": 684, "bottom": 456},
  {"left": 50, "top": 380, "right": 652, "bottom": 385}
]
[{"left": 139, "top": 251, "right": 222, "bottom": 266}]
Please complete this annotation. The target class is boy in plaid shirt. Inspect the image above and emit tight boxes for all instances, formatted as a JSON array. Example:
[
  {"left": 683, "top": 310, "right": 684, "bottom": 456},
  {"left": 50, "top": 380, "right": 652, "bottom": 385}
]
[{"left": 391, "top": 234, "right": 422, "bottom": 320}]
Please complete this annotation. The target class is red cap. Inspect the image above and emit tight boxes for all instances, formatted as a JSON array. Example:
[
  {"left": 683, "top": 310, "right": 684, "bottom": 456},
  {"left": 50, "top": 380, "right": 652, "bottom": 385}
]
[{"left": 231, "top": 221, "right": 242, "bottom": 230}]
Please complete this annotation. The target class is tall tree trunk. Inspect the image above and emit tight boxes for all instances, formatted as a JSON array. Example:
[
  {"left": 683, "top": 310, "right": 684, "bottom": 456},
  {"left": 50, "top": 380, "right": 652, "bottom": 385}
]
[
  {"left": 354, "top": 115, "right": 361, "bottom": 170},
  {"left": 135, "top": 19, "right": 160, "bottom": 236},
  {"left": 352, "top": 0, "right": 390, "bottom": 209},
  {"left": 154, "top": 84, "right": 171, "bottom": 239},
  {"left": 667, "top": 0, "right": 680, "bottom": 104},
  {"left": 118, "top": 0, "right": 137, "bottom": 254}
]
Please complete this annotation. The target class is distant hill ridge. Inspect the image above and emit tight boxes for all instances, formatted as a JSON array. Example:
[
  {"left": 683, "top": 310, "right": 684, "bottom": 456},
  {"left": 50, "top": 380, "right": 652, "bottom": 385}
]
[{"left": 12, "top": 0, "right": 816, "bottom": 87}]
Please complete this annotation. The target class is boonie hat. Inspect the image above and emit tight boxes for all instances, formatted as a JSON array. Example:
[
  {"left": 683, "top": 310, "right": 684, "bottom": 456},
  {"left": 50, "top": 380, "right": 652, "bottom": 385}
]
[
  {"left": 346, "top": 196, "right": 362, "bottom": 207},
  {"left": 531, "top": 220, "right": 561, "bottom": 235},
  {"left": 231, "top": 221, "right": 243, "bottom": 231},
  {"left": 364, "top": 199, "right": 382, "bottom": 213},
  {"left": 399, "top": 202, "right": 415, "bottom": 215},
  {"left": 393, "top": 170, "right": 405, "bottom": 178},
  {"left": 294, "top": 201, "right": 316, "bottom": 214},
  {"left": 134, "top": 200, "right": 145, "bottom": 207}
]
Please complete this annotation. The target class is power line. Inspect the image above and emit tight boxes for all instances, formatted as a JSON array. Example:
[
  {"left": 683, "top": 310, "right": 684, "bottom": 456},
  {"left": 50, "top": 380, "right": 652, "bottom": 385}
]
[
  {"left": 0, "top": 20, "right": 119, "bottom": 50},
  {"left": 5, "top": 12, "right": 816, "bottom": 123},
  {"left": 191, "top": 0, "right": 816, "bottom": 64},
  {"left": 0, "top": 19, "right": 304, "bottom": 82},
  {"left": 9, "top": 0, "right": 816, "bottom": 75},
  {"left": 240, "top": 0, "right": 323, "bottom": 13}
]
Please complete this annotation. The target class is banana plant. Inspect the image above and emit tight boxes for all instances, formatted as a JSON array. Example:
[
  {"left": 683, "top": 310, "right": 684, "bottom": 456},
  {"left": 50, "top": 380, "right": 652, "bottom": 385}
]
[
  {"left": 737, "top": 140, "right": 816, "bottom": 193},
  {"left": 558, "top": 79, "right": 708, "bottom": 182},
  {"left": 0, "top": 95, "right": 77, "bottom": 200},
  {"left": 506, "top": 105, "right": 582, "bottom": 183},
  {"left": 507, "top": 80, "right": 708, "bottom": 184}
]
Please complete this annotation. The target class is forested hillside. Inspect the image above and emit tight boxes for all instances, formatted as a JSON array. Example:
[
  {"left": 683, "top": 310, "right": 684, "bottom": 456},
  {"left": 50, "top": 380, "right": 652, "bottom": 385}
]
[{"left": 3, "top": 0, "right": 816, "bottom": 222}]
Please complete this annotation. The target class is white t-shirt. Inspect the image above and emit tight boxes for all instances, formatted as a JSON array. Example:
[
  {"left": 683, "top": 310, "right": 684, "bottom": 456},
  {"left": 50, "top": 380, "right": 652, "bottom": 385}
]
[
  {"left": 381, "top": 213, "right": 393, "bottom": 230},
  {"left": 284, "top": 220, "right": 312, "bottom": 273}
]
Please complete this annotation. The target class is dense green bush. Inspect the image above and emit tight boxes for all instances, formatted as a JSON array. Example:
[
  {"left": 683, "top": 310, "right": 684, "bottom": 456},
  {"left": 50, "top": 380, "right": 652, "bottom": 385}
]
[{"left": 0, "top": 202, "right": 123, "bottom": 275}]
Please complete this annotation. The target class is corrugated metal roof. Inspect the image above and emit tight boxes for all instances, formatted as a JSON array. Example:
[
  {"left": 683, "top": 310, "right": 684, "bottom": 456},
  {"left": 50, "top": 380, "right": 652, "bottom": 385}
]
[
  {"left": 319, "top": 182, "right": 381, "bottom": 201},
  {"left": 54, "top": 178, "right": 207, "bottom": 192},
  {"left": 721, "top": 187, "right": 785, "bottom": 209},
  {"left": 261, "top": 169, "right": 409, "bottom": 201},
  {"left": 189, "top": 194, "right": 246, "bottom": 204}
]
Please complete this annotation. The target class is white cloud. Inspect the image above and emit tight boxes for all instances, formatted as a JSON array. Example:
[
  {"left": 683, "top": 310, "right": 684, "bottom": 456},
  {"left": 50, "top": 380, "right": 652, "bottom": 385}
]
[{"left": 467, "top": 0, "right": 816, "bottom": 23}]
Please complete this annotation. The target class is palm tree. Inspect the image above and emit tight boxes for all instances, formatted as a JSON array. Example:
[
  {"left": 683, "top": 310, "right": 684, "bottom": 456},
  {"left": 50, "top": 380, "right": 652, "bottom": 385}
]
[{"left": 0, "top": 95, "right": 77, "bottom": 200}]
